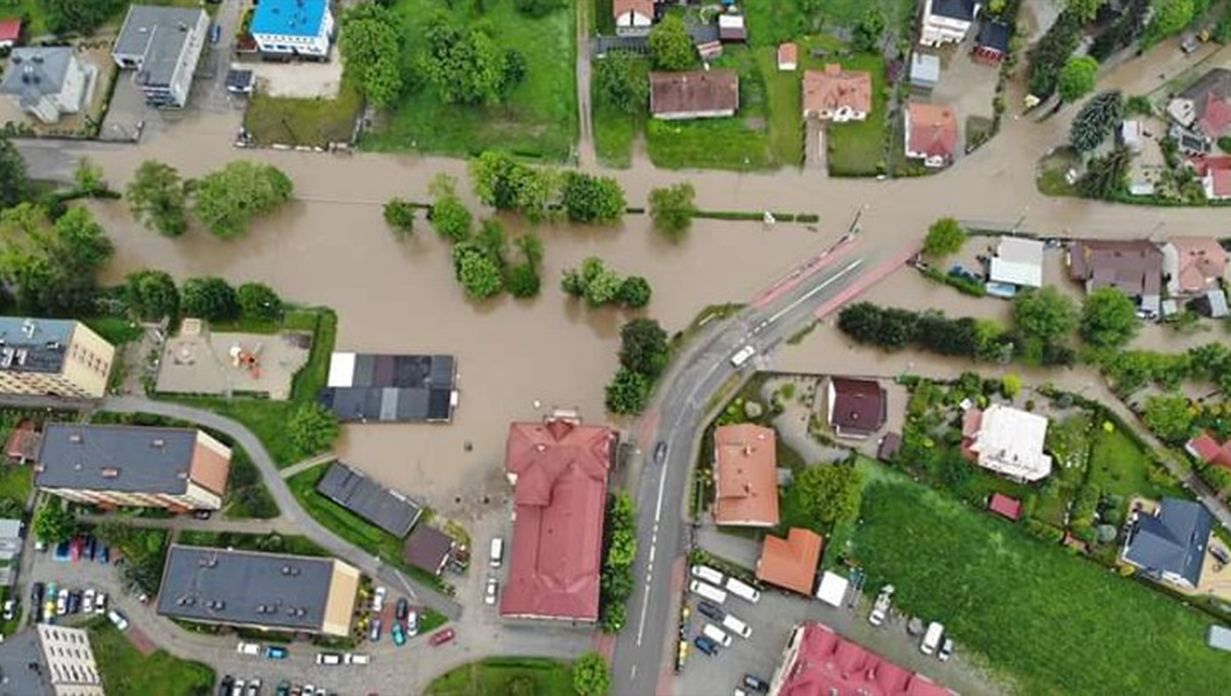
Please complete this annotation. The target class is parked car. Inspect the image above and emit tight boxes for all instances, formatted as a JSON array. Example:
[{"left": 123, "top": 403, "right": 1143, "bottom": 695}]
[
  {"left": 395, "top": 597, "right": 409, "bottom": 621},
  {"left": 53, "top": 541, "right": 69, "bottom": 560},
  {"left": 689, "top": 580, "right": 727, "bottom": 604},
  {"left": 391, "top": 621, "right": 406, "bottom": 647},
  {"left": 371, "top": 586, "right": 387, "bottom": 613},
  {"left": 275, "top": 680, "right": 290, "bottom": 696},
  {"left": 484, "top": 576, "right": 499, "bottom": 605},
  {"left": 69, "top": 537, "right": 83, "bottom": 562},
  {"left": 218, "top": 675, "right": 234, "bottom": 696},
  {"left": 264, "top": 645, "right": 288, "bottom": 659},
  {"left": 56, "top": 589, "right": 68, "bottom": 616},
  {"left": 108, "top": 609, "right": 129, "bottom": 631},
  {"left": 920, "top": 622, "right": 944, "bottom": 655},
  {"left": 245, "top": 678, "right": 260, "bottom": 696},
  {"left": 938, "top": 637, "right": 955, "bottom": 662},
  {"left": 702, "top": 623, "right": 732, "bottom": 647},
  {"left": 742, "top": 674, "right": 770, "bottom": 693},
  {"left": 315, "top": 652, "right": 342, "bottom": 666},
  {"left": 232, "top": 679, "right": 245, "bottom": 696},
  {"left": 692, "top": 635, "right": 719, "bottom": 656},
  {"left": 369, "top": 618, "right": 382, "bottom": 642},
  {"left": 344, "top": 653, "right": 370, "bottom": 665},
  {"left": 2, "top": 599, "right": 15, "bottom": 621},
  {"left": 237, "top": 642, "right": 261, "bottom": 656},
  {"left": 868, "top": 584, "right": 895, "bottom": 627},
  {"left": 428, "top": 628, "right": 455, "bottom": 646},
  {"left": 193, "top": 510, "right": 212, "bottom": 521},
  {"left": 721, "top": 613, "right": 751, "bottom": 639},
  {"left": 83, "top": 588, "right": 95, "bottom": 613},
  {"left": 30, "top": 581, "right": 44, "bottom": 606},
  {"left": 690, "top": 565, "right": 725, "bottom": 586},
  {"left": 405, "top": 609, "right": 419, "bottom": 636},
  {"left": 94, "top": 592, "right": 107, "bottom": 615},
  {"left": 68, "top": 590, "right": 82, "bottom": 614},
  {"left": 97, "top": 545, "right": 109, "bottom": 564},
  {"left": 696, "top": 600, "right": 725, "bottom": 622}
]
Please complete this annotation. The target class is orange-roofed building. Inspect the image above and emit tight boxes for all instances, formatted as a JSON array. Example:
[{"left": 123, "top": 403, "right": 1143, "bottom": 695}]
[
  {"left": 757, "top": 528, "right": 823, "bottom": 595},
  {"left": 713, "top": 423, "right": 779, "bottom": 527},
  {"left": 905, "top": 102, "right": 958, "bottom": 168},
  {"left": 778, "top": 43, "right": 798, "bottom": 71},
  {"left": 803, "top": 64, "right": 872, "bottom": 122},
  {"left": 1164, "top": 237, "right": 1228, "bottom": 295}
]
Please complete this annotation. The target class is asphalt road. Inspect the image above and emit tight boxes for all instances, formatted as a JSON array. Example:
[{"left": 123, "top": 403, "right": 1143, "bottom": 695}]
[{"left": 612, "top": 238, "right": 877, "bottom": 695}]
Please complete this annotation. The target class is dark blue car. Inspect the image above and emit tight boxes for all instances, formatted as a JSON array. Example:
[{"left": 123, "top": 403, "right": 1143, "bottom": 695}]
[{"left": 693, "top": 635, "right": 719, "bottom": 656}]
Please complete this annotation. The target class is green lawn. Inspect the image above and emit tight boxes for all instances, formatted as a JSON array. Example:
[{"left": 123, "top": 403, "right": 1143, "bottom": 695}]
[
  {"left": 821, "top": 53, "right": 887, "bottom": 177},
  {"left": 243, "top": 77, "right": 363, "bottom": 148},
  {"left": 89, "top": 620, "right": 215, "bottom": 696},
  {"left": 593, "top": 103, "right": 637, "bottom": 168},
  {"left": 426, "top": 657, "right": 575, "bottom": 696},
  {"left": 361, "top": 0, "right": 577, "bottom": 161},
  {"left": 83, "top": 316, "right": 143, "bottom": 346},
  {"left": 176, "top": 530, "right": 328, "bottom": 557},
  {"left": 221, "top": 446, "right": 279, "bottom": 519},
  {"left": 851, "top": 478, "right": 1231, "bottom": 696},
  {"left": 0, "top": 463, "right": 32, "bottom": 508},
  {"left": 1089, "top": 424, "right": 1184, "bottom": 500},
  {"left": 741, "top": 0, "right": 918, "bottom": 47}
]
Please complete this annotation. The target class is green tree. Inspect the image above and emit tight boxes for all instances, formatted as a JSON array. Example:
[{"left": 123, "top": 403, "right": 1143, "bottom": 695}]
[
  {"left": 573, "top": 652, "right": 611, "bottom": 696},
  {"left": 0, "top": 137, "right": 31, "bottom": 210},
  {"left": 73, "top": 157, "right": 106, "bottom": 196},
  {"left": 922, "top": 217, "right": 965, "bottom": 258},
  {"left": 1068, "top": 0, "right": 1108, "bottom": 21},
  {"left": 649, "top": 15, "right": 695, "bottom": 70},
  {"left": 237, "top": 282, "right": 283, "bottom": 322},
  {"left": 1076, "top": 146, "right": 1131, "bottom": 198},
  {"left": 1002, "top": 373, "right": 1023, "bottom": 399},
  {"left": 383, "top": 198, "right": 416, "bottom": 238},
  {"left": 852, "top": 8, "right": 886, "bottom": 52},
  {"left": 192, "top": 161, "right": 293, "bottom": 238},
  {"left": 1013, "top": 287, "right": 1078, "bottom": 343},
  {"left": 1070, "top": 91, "right": 1124, "bottom": 151},
  {"left": 1143, "top": 393, "right": 1194, "bottom": 443},
  {"left": 431, "top": 196, "right": 473, "bottom": 242},
  {"left": 421, "top": 17, "right": 514, "bottom": 105},
  {"left": 1081, "top": 286, "right": 1139, "bottom": 347},
  {"left": 469, "top": 151, "right": 555, "bottom": 222},
  {"left": 606, "top": 367, "right": 650, "bottom": 414},
  {"left": 180, "top": 277, "right": 239, "bottom": 321},
  {"left": 595, "top": 53, "right": 649, "bottom": 113},
  {"left": 788, "top": 464, "right": 862, "bottom": 529},
  {"left": 619, "top": 318, "right": 669, "bottom": 378},
  {"left": 513, "top": 0, "right": 563, "bottom": 17},
  {"left": 124, "top": 270, "right": 179, "bottom": 321},
  {"left": 505, "top": 264, "right": 541, "bottom": 298},
  {"left": 340, "top": 4, "right": 404, "bottom": 106},
  {"left": 599, "top": 601, "right": 627, "bottom": 634},
  {"left": 1145, "top": 0, "right": 1195, "bottom": 44},
  {"left": 1028, "top": 11, "right": 1083, "bottom": 98},
  {"left": 127, "top": 160, "right": 189, "bottom": 237},
  {"left": 1058, "top": 56, "right": 1099, "bottom": 102},
  {"left": 515, "top": 233, "right": 544, "bottom": 268},
  {"left": 452, "top": 241, "right": 505, "bottom": 300},
  {"left": 34, "top": 500, "right": 76, "bottom": 544},
  {"left": 561, "top": 172, "right": 626, "bottom": 224},
  {"left": 287, "top": 403, "right": 340, "bottom": 456},
  {"left": 0, "top": 204, "right": 113, "bottom": 314},
  {"left": 648, "top": 182, "right": 696, "bottom": 239},
  {"left": 618, "top": 276, "right": 652, "bottom": 309},
  {"left": 476, "top": 219, "right": 508, "bottom": 269},
  {"left": 44, "top": 0, "right": 126, "bottom": 34}
]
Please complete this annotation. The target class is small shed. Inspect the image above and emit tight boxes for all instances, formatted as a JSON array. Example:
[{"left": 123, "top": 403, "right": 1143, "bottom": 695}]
[
  {"left": 1209, "top": 625, "right": 1231, "bottom": 652},
  {"left": 777, "top": 43, "right": 797, "bottom": 72},
  {"left": 403, "top": 525, "right": 455, "bottom": 576},
  {"left": 0, "top": 19, "right": 21, "bottom": 49},
  {"left": 987, "top": 492, "right": 1022, "bottom": 521},
  {"left": 718, "top": 13, "right": 746, "bottom": 42},
  {"left": 814, "top": 571, "right": 849, "bottom": 607},
  {"left": 910, "top": 52, "right": 940, "bottom": 90},
  {"left": 973, "top": 21, "right": 1011, "bottom": 63},
  {"left": 877, "top": 432, "right": 902, "bottom": 462}
]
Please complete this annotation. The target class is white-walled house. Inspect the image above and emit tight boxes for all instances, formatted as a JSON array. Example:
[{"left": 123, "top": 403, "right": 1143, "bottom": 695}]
[
  {"left": 251, "top": 0, "right": 335, "bottom": 59},
  {"left": 0, "top": 48, "right": 92, "bottom": 124},
  {"left": 113, "top": 5, "right": 210, "bottom": 108},
  {"left": 614, "top": 0, "right": 654, "bottom": 37},
  {"left": 920, "top": 0, "right": 981, "bottom": 46}
]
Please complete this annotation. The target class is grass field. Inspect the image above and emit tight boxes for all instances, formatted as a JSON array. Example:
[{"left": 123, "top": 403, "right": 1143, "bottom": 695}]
[
  {"left": 741, "top": 0, "right": 918, "bottom": 47},
  {"left": 90, "top": 619, "right": 215, "bottom": 696},
  {"left": 1089, "top": 424, "right": 1183, "bottom": 500},
  {"left": 177, "top": 529, "right": 327, "bottom": 557},
  {"left": 0, "top": 464, "right": 32, "bottom": 508},
  {"left": 426, "top": 657, "right": 575, "bottom": 696},
  {"left": 83, "top": 316, "right": 144, "bottom": 346},
  {"left": 361, "top": 0, "right": 577, "bottom": 161},
  {"left": 221, "top": 446, "right": 279, "bottom": 519},
  {"left": 851, "top": 478, "right": 1231, "bottom": 695},
  {"left": 822, "top": 53, "right": 888, "bottom": 177},
  {"left": 594, "top": 102, "right": 638, "bottom": 168},
  {"left": 244, "top": 78, "right": 363, "bottom": 147}
]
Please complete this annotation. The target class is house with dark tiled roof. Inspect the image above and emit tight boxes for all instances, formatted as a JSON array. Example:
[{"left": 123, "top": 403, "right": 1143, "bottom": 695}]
[
  {"left": 649, "top": 69, "right": 738, "bottom": 120},
  {"left": 920, "top": 0, "right": 981, "bottom": 47},
  {"left": 825, "top": 377, "right": 886, "bottom": 439},
  {"left": 1121, "top": 498, "right": 1213, "bottom": 590}
]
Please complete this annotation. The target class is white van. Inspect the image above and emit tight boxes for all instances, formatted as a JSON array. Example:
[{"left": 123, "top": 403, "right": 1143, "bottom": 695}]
[
  {"left": 921, "top": 622, "right": 945, "bottom": 655},
  {"left": 689, "top": 580, "right": 728, "bottom": 604},
  {"left": 730, "top": 345, "right": 756, "bottom": 367},
  {"left": 490, "top": 538, "right": 504, "bottom": 568},
  {"left": 721, "top": 613, "right": 751, "bottom": 639},
  {"left": 702, "top": 623, "right": 733, "bottom": 647},
  {"left": 725, "top": 577, "right": 761, "bottom": 603},
  {"left": 690, "top": 564, "right": 725, "bottom": 586}
]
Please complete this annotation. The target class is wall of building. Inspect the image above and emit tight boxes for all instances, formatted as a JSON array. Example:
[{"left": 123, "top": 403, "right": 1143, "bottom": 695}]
[
  {"left": 50, "top": 56, "right": 87, "bottom": 114},
  {"left": 36, "top": 624, "right": 105, "bottom": 696},
  {"left": 320, "top": 560, "right": 361, "bottom": 637},
  {"left": 61, "top": 322, "right": 115, "bottom": 398},
  {"left": 254, "top": 6, "right": 334, "bottom": 57}
]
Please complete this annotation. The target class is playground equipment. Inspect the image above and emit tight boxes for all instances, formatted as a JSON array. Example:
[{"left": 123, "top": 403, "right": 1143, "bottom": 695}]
[{"left": 229, "top": 343, "right": 263, "bottom": 379}]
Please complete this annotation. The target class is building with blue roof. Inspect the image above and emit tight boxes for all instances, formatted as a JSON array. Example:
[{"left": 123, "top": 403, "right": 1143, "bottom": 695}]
[{"left": 250, "top": 0, "right": 334, "bottom": 59}]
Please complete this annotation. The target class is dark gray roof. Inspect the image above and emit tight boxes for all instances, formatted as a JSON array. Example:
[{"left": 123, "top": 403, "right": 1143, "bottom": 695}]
[
  {"left": 0, "top": 317, "right": 76, "bottom": 375},
  {"left": 976, "top": 20, "right": 1011, "bottom": 53},
  {"left": 0, "top": 49, "right": 74, "bottom": 108},
  {"left": 35, "top": 423, "right": 197, "bottom": 495},
  {"left": 0, "top": 629, "right": 52, "bottom": 696},
  {"left": 315, "top": 462, "right": 421, "bottom": 537},
  {"left": 1179, "top": 68, "right": 1231, "bottom": 102},
  {"left": 932, "top": 0, "right": 979, "bottom": 20},
  {"left": 1124, "top": 498, "right": 1213, "bottom": 586},
  {"left": 320, "top": 353, "right": 456, "bottom": 423},
  {"left": 403, "top": 525, "right": 454, "bottom": 574},
  {"left": 157, "top": 545, "right": 341, "bottom": 632},
  {"left": 114, "top": 5, "right": 206, "bottom": 87},
  {"left": 225, "top": 69, "right": 254, "bottom": 92}
]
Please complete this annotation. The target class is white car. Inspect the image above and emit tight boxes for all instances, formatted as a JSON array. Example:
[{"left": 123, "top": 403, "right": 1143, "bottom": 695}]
[
  {"left": 82, "top": 589, "right": 95, "bottom": 614},
  {"left": 232, "top": 679, "right": 245, "bottom": 696},
  {"left": 107, "top": 609, "right": 129, "bottom": 631},
  {"left": 868, "top": 585, "right": 895, "bottom": 627},
  {"left": 344, "top": 652, "right": 370, "bottom": 665},
  {"left": 371, "top": 586, "right": 387, "bottom": 613},
  {"left": 315, "top": 652, "right": 342, "bottom": 665},
  {"left": 2, "top": 599, "right": 14, "bottom": 621},
  {"left": 236, "top": 641, "right": 261, "bottom": 656},
  {"left": 921, "top": 622, "right": 945, "bottom": 655},
  {"left": 56, "top": 589, "right": 68, "bottom": 616},
  {"left": 94, "top": 592, "right": 107, "bottom": 615},
  {"left": 938, "top": 637, "right": 955, "bottom": 662},
  {"left": 484, "top": 576, "right": 499, "bottom": 606}
]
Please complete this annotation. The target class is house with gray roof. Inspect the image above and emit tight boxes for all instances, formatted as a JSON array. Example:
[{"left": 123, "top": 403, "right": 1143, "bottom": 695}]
[
  {"left": 0, "top": 624, "right": 104, "bottom": 696},
  {"left": 0, "top": 48, "right": 92, "bottom": 124},
  {"left": 157, "top": 545, "right": 360, "bottom": 636},
  {"left": 315, "top": 461, "right": 422, "bottom": 537},
  {"left": 1121, "top": 497, "right": 1214, "bottom": 590},
  {"left": 320, "top": 352, "right": 458, "bottom": 423},
  {"left": 113, "top": 5, "right": 209, "bottom": 108}
]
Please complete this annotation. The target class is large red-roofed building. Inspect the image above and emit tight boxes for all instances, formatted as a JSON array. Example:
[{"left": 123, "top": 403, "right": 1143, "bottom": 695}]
[
  {"left": 768, "top": 622, "right": 953, "bottom": 696},
  {"left": 499, "top": 416, "right": 615, "bottom": 622}
]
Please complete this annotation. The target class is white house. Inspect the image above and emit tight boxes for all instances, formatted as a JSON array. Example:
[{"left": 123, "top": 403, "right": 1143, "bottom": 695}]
[
  {"left": 920, "top": 0, "right": 981, "bottom": 47},
  {"left": 613, "top": 0, "right": 654, "bottom": 37},
  {"left": 988, "top": 236, "right": 1045, "bottom": 290},
  {"left": 251, "top": 0, "right": 334, "bottom": 59},
  {"left": 0, "top": 47, "right": 92, "bottom": 124},
  {"left": 113, "top": 5, "right": 210, "bottom": 108},
  {"left": 962, "top": 404, "right": 1052, "bottom": 482}
]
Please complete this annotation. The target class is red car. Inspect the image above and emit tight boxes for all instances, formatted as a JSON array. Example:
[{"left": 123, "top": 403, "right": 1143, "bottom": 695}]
[{"left": 428, "top": 628, "right": 455, "bottom": 647}]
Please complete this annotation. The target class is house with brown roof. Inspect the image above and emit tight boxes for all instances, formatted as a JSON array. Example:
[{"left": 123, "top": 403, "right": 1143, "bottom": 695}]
[
  {"left": 803, "top": 64, "right": 872, "bottom": 122},
  {"left": 500, "top": 416, "right": 614, "bottom": 622},
  {"left": 777, "top": 43, "right": 797, "bottom": 72},
  {"left": 713, "top": 423, "right": 779, "bottom": 527},
  {"left": 905, "top": 102, "right": 958, "bottom": 168},
  {"left": 649, "top": 70, "right": 738, "bottom": 120},
  {"left": 403, "top": 525, "right": 455, "bottom": 576},
  {"left": 1163, "top": 237, "right": 1228, "bottom": 296},
  {"left": 613, "top": 0, "right": 654, "bottom": 37},
  {"left": 825, "top": 377, "right": 886, "bottom": 439},
  {"left": 1067, "top": 240, "right": 1164, "bottom": 313},
  {"left": 757, "top": 528, "right": 823, "bottom": 595}
]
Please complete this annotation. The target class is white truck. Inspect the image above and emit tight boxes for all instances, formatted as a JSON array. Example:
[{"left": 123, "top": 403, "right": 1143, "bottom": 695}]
[
  {"left": 730, "top": 345, "right": 756, "bottom": 368},
  {"left": 689, "top": 580, "right": 728, "bottom": 604},
  {"left": 725, "top": 577, "right": 761, "bottom": 603},
  {"left": 690, "top": 564, "right": 725, "bottom": 586},
  {"left": 721, "top": 613, "right": 751, "bottom": 639},
  {"left": 702, "top": 623, "right": 733, "bottom": 647},
  {"left": 921, "top": 622, "right": 945, "bottom": 655}
]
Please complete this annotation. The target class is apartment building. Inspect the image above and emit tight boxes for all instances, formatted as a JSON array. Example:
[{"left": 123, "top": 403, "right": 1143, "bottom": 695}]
[
  {"left": 0, "top": 624, "right": 104, "bottom": 696},
  {"left": 0, "top": 318, "right": 114, "bottom": 399}
]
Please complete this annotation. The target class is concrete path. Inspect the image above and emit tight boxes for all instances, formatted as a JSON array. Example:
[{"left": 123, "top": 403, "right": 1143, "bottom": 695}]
[
  {"left": 280, "top": 451, "right": 336, "bottom": 480},
  {"left": 101, "top": 395, "right": 463, "bottom": 619},
  {"left": 575, "top": 0, "right": 596, "bottom": 168}
]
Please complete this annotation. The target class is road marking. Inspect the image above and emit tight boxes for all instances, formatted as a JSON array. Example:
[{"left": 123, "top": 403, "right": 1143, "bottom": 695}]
[
  {"left": 765, "top": 259, "right": 863, "bottom": 326},
  {"left": 631, "top": 665, "right": 638, "bottom": 680}
]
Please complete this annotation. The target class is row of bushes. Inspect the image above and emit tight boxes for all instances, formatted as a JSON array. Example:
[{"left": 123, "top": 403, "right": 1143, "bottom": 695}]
[
  {"left": 598, "top": 492, "right": 637, "bottom": 634},
  {"left": 920, "top": 266, "right": 987, "bottom": 297}
]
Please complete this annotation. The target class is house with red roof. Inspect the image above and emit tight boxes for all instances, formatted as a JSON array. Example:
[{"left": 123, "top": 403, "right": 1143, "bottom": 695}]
[
  {"left": 1187, "top": 432, "right": 1231, "bottom": 469},
  {"left": 767, "top": 621, "right": 954, "bottom": 696},
  {"left": 0, "top": 19, "right": 21, "bottom": 49},
  {"left": 757, "top": 528, "right": 823, "bottom": 595},
  {"left": 613, "top": 0, "right": 654, "bottom": 37},
  {"left": 713, "top": 423, "right": 779, "bottom": 527},
  {"left": 1168, "top": 68, "right": 1231, "bottom": 143},
  {"left": 1163, "top": 237, "right": 1228, "bottom": 296},
  {"left": 987, "top": 492, "right": 1022, "bottom": 521},
  {"left": 499, "top": 416, "right": 615, "bottom": 622},
  {"left": 1193, "top": 155, "right": 1231, "bottom": 200},
  {"left": 905, "top": 102, "right": 958, "bottom": 168}
]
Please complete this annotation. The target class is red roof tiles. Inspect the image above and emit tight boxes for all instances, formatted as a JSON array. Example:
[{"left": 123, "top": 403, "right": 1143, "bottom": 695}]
[
  {"left": 713, "top": 424, "right": 779, "bottom": 527},
  {"left": 500, "top": 418, "right": 614, "bottom": 621},
  {"left": 988, "top": 493, "right": 1022, "bottom": 521},
  {"left": 1187, "top": 432, "right": 1231, "bottom": 468},
  {"left": 757, "top": 528, "right": 823, "bottom": 595},
  {"left": 0, "top": 19, "right": 20, "bottom": 43},
  {"left": 906, "top": 102, "right": 958, "bottom": 163},
  {"left": 771, "top": 622, "right": 953, "bottom": 696}
]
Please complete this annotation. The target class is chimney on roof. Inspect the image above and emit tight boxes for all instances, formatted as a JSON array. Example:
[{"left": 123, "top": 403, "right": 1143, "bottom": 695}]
[
  {"left": 101, "top": 467, "right": 120, "bottom": 478},
  {"left": 69, "top": 433, "right": 82, "bottom": 444},
  {"left": 152, "top": 438, "right": 165, "bottom": 448}
]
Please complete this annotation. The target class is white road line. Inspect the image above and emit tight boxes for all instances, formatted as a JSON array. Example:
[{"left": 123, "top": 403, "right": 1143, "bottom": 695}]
[{"left": 765, "top": 259, "right": 863, "bottom": 325}]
